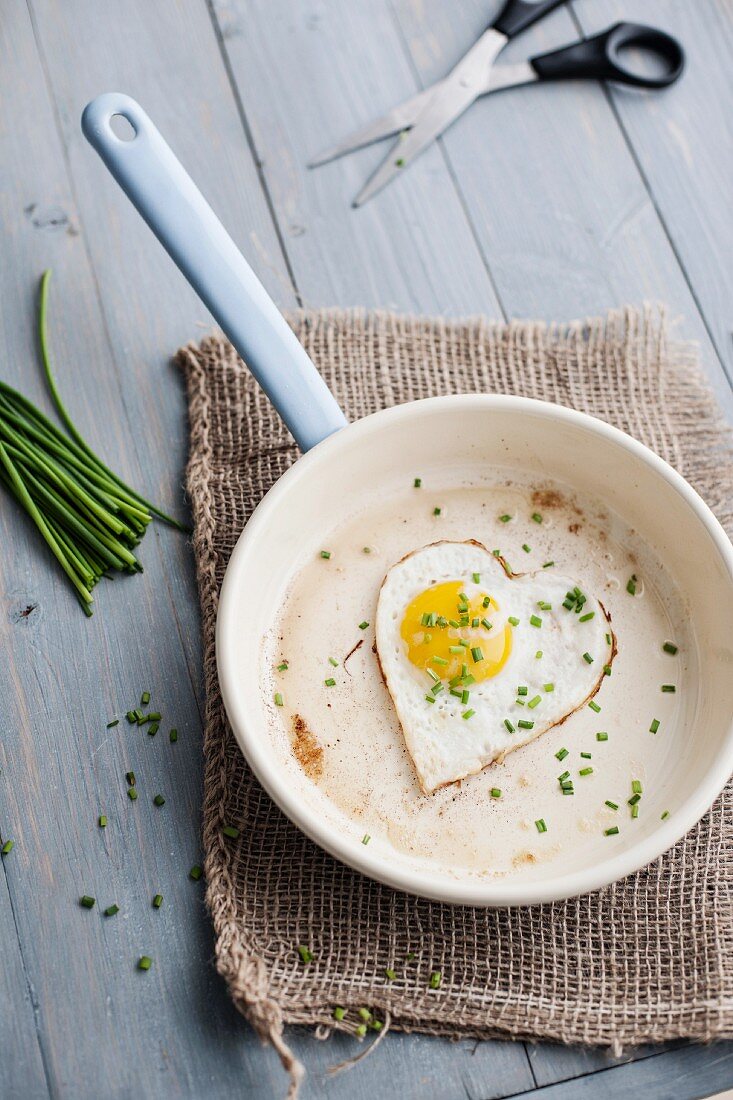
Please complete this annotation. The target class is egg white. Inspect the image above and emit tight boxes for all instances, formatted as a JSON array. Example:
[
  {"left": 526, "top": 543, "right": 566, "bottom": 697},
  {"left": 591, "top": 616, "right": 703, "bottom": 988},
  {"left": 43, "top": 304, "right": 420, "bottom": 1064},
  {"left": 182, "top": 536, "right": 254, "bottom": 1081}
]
[{"left": 376, "top": 541, "right": 614, "bottom": 794}]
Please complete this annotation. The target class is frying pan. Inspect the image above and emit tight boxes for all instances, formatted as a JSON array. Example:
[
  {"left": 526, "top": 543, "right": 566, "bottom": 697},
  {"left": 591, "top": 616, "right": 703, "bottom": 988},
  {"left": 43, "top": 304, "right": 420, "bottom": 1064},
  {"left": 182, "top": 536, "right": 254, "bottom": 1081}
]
[{"left": 82, "top": 93, "right": 733, "bottom": 906}]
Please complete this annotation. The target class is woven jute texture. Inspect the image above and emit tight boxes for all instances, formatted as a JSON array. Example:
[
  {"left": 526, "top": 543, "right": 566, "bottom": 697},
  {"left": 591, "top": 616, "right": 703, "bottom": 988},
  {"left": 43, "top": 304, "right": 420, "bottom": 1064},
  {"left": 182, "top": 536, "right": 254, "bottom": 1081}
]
[{"left": 177, "top": 307, "right": 733, "bottom": 1095}]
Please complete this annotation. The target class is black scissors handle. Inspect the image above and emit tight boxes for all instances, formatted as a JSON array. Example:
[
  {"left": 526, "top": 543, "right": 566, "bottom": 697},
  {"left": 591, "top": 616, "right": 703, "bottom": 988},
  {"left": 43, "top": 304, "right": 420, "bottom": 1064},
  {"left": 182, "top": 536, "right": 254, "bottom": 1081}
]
[
  {"left": 530, "top": 22, "right": 685, "bottom": 88},
  {"left": 493, "top": 0, "right": 566, "bottom": 38}
]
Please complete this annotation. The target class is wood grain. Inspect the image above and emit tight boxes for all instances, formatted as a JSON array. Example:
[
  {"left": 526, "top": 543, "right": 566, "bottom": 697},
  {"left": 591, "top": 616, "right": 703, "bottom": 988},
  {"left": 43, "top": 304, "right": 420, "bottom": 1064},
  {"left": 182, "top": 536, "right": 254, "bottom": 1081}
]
[{"left": 0, "top": 0, "right": 730, "bottom": 1097}]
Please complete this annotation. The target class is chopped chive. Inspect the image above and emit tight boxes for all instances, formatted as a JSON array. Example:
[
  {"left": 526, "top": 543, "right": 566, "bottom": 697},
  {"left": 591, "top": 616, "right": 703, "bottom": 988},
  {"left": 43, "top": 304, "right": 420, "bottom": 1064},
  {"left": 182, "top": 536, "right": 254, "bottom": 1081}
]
[
  {"left": 558, "top": 771, "right": 570, "bottom": 782},
  {"left": 663, "top": 641, "right": 678, "bottom": 655},
  {"left": 535, "top": 818, "right": 547, "bottom": 833},
  {"left": 189, "top": 865, "right": 203, "bottom": 881},
  {"left": 504, "top": 719, "right": 515, "bottom": 733},
  {"left": 362, "top": 546, "right": 372, "bottom": 554},
  {"left": 562, "top": 598, "right": 574, "bottom": 610},
  {"left": 538, "top": 601, "right": 552, "bottom": 611},
  {"left": 499, "top": 514, "right": 511, "bottom": 523},
  {"left": 103, "top": 904, "right": 119, "bottom": 917},
  {"left": 470, "top": 646, "right": 484, "bottom": 663},
  {"left": 535, "top": 650, "right": 543, "bottom": 659},
  {"left": 462, "top": 709, "right": 475, "bottom": 720},
  {"left": 431, "top": 682, "right": 443, "bottom": 696},
  {"left": 80, "top": 895, "right": 95, "bottom": 909},
  {"left": 320, "top": 550, "right": 331, "bottom": 559},
  {"left": 140, "top": 691, "right": 150, "bottom": 705},
  {"left": 222, "top": 824, "right": 239, "bottom": 839},
  {"left": 471, "top": 617, "right": 480, "bottom": 628},
  {"left": 125, "top": 770, "right": 135, "bottom": 785},
  {"left": 628, "top": 794, "right": 641, "bottom": 806},
  {"left": 413, "top": 477, "right": 422, "bottom": 488},
  {"left": 582, "top": 652, "right": 593, "bottom": 664},
  {"left": 169, "top": 728, "right": 178, "bottom": 743},
  {"left": 425, "top": 694, "right": 435, "bottom": 704},
  {"left": 661, "top": 684, "right": 676, "bottom": 693},
  {"left": 543, "top": 683, "right": 554, "bottom": 693},
  {"left": 661, "top": 810, "right": 670, "bottom": 820},
  {"left": 579, "top": 611, "right": 595, "bottom": 622},
  {"left": 605, "top": 800, "right": 619, "bottom": 811},
  {"left": 508, "top": 616, "right": 520, "bottom": 626},
  {"left": 148, "top": 722, "right": 159, "bottom": 737},
  {"left": 106, "top": 719, "right": 119, "bottom": 728},
  {"left": 362, "top": 833, "right": 371, "bottom": 845},
  {"left": 518, "top": 719, "right": 534, "bottom": 730},
  {"left": 355, "top": 1023, "right": 367, "bottom": 1037},
  {"left": 522, "top": 543, "right": 531, "bottom": 553},
  {"left": 430, "top": 656, "right": 449, "bottom": 667},
  {"left": 152, "top": 894, "right": 163, "bottom": 909},
  {"left": 433, "top": 507, "right": 441, "bottom": 516},
  {"left": 328, "top": 656, "right": 338, "bottom": 667},
  {"left": 297, "top": 945, "right": 313, "bottom": 964},
  {"left": 429, "top": 971, "right": 441, "bottom": 989},
  {"left": 517, "top": 686, "right": 528, "bottom": 696},
  {"left": 485, "top": 788, "right": 500, "bottom": 802},
  {"left": 482, "top": 596, "right": 491, "bottom": 608},
  {"left": 324, "top": 677, "right": 336, "bottom": 687},
  {"left": 605, "top": 826, "right": 619, "bottom": 836},
  {"left": 626, "top": 574, "right": 637, "bottom": 595},
  {"left": 423, "top": 633, "right": 432, "bottom": 644},
  {"left": 650, "top": 718, "right": 660, "bottom": 734},
  {"left": 596, "top": 731, "right": 608, "bottom": 742},
  {"left": 138, "top": 956, "right": 152, "bottom": 971},
  {"left": 127, "top": 787, "right": 138, "bottom": 801},
  {"left": 481, "top": 618, "right": 492, "bottom": 631},
  {"left": 631, "top": 803, "right": 639, "bottom": 819},
  {"left": 532, "top": 512, "right": 542, "bottom": 524},
  {"left": 472, "top": 572, "right": 480, "bottom": 583},
  {"left": 462, "top": 673, "right": 475, "bottom": 686},
  {"left": 555, "top": 748, "right": 569, "bottom": 761},
  {"left": 385, "top": 968, "right": 397, "bottom": 981},
  {"left": 98, "top": 815, "right": 107, "bottom": 828},
  {"left": 153, "top": 794, "right": 165, "bottom": 807},
  {"left": 125, "top": 711, "right": 137, "bottom": 724},
  {"left": 543, "top": 561, "right": 554, "bottom": 569},
  {"left": 631, "top": 779, "right": 642, "bottom": 794},
  {"left": 448, "top": 618, "right": 460, "bottom": 628},
  {"left": 358, "top": 621, "right": 369, "bottom": 630},
  {"left": 277, "top": 661, "right": 289, "bottom": 671},
  {"left": 333, "top": 1006, "right": 346, "bottom": 1021},
  {"left": 274, "top": 692, "right": 284, "bottom": 707},
  {"left": 603, "top": 665, "right": 612, "bottom": 677},
  {"left": 530, "top": 615, "right": 542, "bottom": 628},
  {"left": 606, "top": 633, "right": 612, "bottom": 645},
  {"left": 528, "top": 695, "right": 541, "bottom": 709},
  {"left": 589, "top": 700, "right": 601, "bottom": 713},
  {"left": 458, "top": 592, "right": 468, "bottom": 605},
  {"left": 448, "top": 645, "right": 464, "bottom": 654},
  {"left": 580, "top": 752, "right": 592, "bottom": 759},
  {"left": 461, "top": 690, "right": 470, "bottom": 705},
  {"left": 426, "top": 668, "right": 440, "bottom": 684},
  {"left": 579, "top": 767, "right": 593, "bottom": 777},
  {"left": 1, "top": 840, "right": 15, "bottom": 856}
]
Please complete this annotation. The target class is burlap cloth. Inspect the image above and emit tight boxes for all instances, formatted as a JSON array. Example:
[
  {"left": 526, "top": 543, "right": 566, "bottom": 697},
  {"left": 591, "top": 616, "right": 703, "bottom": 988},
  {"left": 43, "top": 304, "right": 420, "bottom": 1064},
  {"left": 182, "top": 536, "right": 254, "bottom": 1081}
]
[{"left": 176, "top": 306, "right": 733, "bottom": 1095}]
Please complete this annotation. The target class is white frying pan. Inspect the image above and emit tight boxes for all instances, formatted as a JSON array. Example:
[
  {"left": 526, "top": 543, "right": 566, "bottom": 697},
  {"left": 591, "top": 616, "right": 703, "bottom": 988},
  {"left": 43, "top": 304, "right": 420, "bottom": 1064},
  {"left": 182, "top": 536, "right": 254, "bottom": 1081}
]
[{"left": 82, "top": 94, "right": 733, "bottom": 906}]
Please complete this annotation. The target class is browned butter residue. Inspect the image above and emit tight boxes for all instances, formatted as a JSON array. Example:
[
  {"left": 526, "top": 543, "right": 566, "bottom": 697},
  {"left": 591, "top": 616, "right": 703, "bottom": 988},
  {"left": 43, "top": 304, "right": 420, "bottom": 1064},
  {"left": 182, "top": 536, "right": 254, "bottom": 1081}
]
[
  {"left": 532, "top": 487, "right": 566, "bottom": 511},
  {"left": 291, "top": 714, "right": 323, "bottom": 780},
  {"left": 512, "top": 850, "right": 538, "bottom": 868}
]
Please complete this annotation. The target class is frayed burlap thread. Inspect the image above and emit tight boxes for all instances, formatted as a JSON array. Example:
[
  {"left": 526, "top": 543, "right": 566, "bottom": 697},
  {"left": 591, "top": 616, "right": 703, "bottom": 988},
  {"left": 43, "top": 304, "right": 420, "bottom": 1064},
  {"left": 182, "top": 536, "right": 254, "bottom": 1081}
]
[{"left": 177, "top": 306, "right": 733, "bottom": 1096}]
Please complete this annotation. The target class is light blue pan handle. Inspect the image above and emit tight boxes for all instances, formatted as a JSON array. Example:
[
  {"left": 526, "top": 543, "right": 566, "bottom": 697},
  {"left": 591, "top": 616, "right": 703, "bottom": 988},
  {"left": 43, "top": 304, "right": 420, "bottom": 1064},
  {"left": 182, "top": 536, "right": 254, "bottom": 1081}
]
[{"left": 81, "top": 93, "right": 347, "bottom": 453}]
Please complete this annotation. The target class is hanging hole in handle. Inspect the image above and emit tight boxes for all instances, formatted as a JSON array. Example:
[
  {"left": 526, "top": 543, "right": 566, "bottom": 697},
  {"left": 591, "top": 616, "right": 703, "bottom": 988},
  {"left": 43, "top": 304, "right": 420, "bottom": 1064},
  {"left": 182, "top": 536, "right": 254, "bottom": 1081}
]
[
  {"left": 609, "top": 26, "right": 684, "bottom": 87},
  {"left": 110, "top": 113, "right": 137, "bottom": 141}
]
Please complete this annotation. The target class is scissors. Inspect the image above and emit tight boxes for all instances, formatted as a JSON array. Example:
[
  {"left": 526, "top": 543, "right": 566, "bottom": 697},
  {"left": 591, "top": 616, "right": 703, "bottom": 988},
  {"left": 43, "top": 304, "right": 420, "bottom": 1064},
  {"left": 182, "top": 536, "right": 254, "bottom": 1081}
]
[{"left": 309, "top": 1, "right": 685, "bottom": 207}]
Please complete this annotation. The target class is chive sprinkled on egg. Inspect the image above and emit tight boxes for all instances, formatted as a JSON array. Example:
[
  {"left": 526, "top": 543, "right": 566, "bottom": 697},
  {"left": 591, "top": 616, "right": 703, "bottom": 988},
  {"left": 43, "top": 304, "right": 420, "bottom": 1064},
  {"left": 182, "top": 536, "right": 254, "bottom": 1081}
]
[
  {"left": 532, "top": 512, "right": 543, "bottom": 524},
  {"left": 504, "top": 719, "right": 515, "bottom": 733},
  {"left": 650, "top": 718, "right": 660, "bottom": 733},
  {"left": 626, "top": 574, "right": 637, "bottom": 595},
  {"left": 522, "top": 543, "right": 531, "bottom": 553},
  {"left": 530, "top": 615, "right": 542, "bottom": 628},
  {"left": 508, "top": 616, "right": 520, "bottom": 626},
  {"left": 413, "top": 477, "right": 422, "bottom": 488},
  {"left": 555, "top": 748, "right": 569, "bottom": 761},
  {"left": 320, "top": 550, "right": 331, "bottom": 559},
  {"left": 663, "top": 641, "right": 678, "bottom": 655},
  {"left": 596, "top": 731, "right": 608, "bottom": 742},
  {"left": 589, "top": 700, "right": 601, "bottom": 713},
  {"left": 605, "top": 800, "right": 619, "bottom": 811},
  {"left": 499, "top": 514, "right": 511, "bottom": 523},
  {"left": 535, "top": 818, "right": 547, "bottom": 833},
  {"left": 605, "top": 826, "right": 619, "bottom": 836},
  {"left": 661, "top": 684, "right": 676, "bottom": 693}
]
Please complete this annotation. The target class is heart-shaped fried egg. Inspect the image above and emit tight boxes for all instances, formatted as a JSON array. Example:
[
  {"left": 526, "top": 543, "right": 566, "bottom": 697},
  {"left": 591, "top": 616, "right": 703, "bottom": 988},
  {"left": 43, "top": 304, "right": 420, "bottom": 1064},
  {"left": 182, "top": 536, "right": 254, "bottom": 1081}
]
[{"left": 376, "top": 541, "right": 614, "bottom": 793}]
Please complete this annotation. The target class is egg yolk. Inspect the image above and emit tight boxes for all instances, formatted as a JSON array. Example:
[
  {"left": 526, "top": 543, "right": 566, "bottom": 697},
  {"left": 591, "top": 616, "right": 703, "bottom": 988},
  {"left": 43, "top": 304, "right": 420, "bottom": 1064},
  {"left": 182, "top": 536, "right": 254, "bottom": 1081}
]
[{"left": 400, "top": 580, "right": 512, "bottom": 685}]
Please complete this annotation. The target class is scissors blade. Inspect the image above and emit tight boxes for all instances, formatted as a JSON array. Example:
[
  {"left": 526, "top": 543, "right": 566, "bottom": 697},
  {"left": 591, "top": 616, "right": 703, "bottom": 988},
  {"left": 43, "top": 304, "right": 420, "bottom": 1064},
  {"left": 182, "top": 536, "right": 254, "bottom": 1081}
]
[
  {"left": 353, "top": 27, "right": 507, "bottom": 207},
  {"left": 308, "top": 83, "right": 442, "bottom": 167}
]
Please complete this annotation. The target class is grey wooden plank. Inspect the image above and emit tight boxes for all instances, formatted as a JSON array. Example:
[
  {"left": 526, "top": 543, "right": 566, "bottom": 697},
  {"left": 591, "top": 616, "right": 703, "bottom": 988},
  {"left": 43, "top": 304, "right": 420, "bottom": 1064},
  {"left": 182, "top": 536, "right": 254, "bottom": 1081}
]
[
  {"left": 208, "top": 0, "right": 502, "bottom": 315},
  {"left": 1, "top": 2, "right": 291, "bottom": 1097},
  {"left": 510, "top": 1042, "right": 733, "bottom": 1100},
  {"left": 389, "top": 0, "right": 733, "bottom": 421},
  {"left": 527, "top": 1039, "right": 682, "bottom": 1087},
  {"left": 571, "top": 0, "right": 733, "bottom": 383},
  {"left": 0, "top": 876, "right": 49, "bottom": 1100}
]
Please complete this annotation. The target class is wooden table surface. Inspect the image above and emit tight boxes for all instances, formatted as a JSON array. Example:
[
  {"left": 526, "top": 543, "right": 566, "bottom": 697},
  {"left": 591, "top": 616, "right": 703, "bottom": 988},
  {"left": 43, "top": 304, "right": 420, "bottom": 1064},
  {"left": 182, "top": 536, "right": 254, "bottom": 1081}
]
[{"left": 1, "top": 2, "right": 731, "bottom": 1097}]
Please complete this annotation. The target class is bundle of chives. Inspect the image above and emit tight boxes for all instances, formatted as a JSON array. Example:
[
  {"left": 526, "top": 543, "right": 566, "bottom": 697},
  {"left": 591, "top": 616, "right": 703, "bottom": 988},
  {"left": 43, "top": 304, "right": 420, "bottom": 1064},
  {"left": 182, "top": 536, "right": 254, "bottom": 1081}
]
[{"left": 0, "top": 271, "right": 186, "bottom": 615}]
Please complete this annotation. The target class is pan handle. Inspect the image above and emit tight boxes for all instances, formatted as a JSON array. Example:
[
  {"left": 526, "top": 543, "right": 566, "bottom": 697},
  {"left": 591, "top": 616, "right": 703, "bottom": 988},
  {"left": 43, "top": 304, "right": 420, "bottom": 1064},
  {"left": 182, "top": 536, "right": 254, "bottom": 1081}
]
[{"left": 81, "top": 93, "right": 347, "bottom": 453}]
